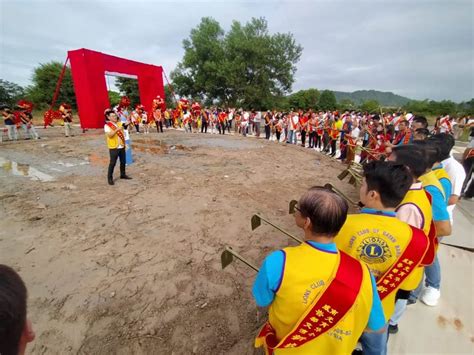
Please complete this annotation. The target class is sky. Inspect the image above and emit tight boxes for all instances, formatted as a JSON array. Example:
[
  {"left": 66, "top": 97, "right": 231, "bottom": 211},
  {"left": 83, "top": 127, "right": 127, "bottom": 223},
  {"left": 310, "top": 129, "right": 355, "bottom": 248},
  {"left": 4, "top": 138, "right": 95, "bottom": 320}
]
[{"left": 1, "top": 0, "right": 473, "bottom": 102}]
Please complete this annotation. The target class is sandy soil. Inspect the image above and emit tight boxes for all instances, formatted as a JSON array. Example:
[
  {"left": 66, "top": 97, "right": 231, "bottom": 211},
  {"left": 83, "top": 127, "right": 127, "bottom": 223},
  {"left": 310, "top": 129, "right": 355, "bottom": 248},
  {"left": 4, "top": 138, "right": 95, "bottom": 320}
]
[{"left": 0, "top": 127, "right": 357, "bottom": 354}]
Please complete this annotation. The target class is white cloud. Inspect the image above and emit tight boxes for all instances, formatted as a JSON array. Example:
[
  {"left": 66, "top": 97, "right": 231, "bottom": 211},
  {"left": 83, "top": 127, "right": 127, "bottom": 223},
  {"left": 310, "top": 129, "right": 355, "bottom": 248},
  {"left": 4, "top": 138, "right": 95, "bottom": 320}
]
[{"left": 0, "top": 0, "right": 472, "bottom": 101}]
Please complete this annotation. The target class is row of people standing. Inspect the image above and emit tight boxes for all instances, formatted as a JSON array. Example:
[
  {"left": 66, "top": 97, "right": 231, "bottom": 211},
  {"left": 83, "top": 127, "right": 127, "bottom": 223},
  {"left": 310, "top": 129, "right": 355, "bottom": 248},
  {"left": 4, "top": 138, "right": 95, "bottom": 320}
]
[{"left": 252, "top": 131, "right": 466, "bottom": 354}]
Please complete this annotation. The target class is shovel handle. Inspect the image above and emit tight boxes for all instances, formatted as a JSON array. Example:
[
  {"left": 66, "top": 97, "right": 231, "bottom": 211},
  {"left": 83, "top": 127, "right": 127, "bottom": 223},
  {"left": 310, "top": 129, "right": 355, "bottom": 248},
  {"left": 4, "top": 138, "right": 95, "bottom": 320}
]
[
  {"left": 225, "top": 247, "right": 259, "bottom": 272},
  {"left": 258, "top": 215, "right": 303, "bottom": 244},
  {"left": 325, "top": 183, "right": 358, "bottom": 207}
]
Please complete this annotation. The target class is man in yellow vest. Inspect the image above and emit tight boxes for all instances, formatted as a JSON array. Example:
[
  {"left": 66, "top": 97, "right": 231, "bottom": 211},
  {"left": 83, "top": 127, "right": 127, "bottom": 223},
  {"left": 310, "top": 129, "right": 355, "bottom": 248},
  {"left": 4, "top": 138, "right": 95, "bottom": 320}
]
[
  {"left": 336, "top": 161, "right": 429, "bottom": 355},
  {"left": 387, "top": 145, "right": 435, "bottom": 333},
  {"left": 253, "top": 187, "right": 385, "bottom": 354},
  {"left": 104, "top": 109, "right": 132, "bottom": 185},
  {"left": 410, "top": 140, "right": 451, "bottom": 307}
]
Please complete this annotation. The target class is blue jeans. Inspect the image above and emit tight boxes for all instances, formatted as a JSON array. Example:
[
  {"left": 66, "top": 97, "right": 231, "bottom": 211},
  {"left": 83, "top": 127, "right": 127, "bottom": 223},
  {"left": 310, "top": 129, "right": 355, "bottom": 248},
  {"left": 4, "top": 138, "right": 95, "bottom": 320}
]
[
  {"left": 286, "top": 130, "right": 296, "bottom": 144},
  {"left": 360, "top": 326, "right": 388, "bottom": 355},
  {"left": 411, "top": 254, "right": 441, "bottom": 302},
  {"left": 424, "top": 255, "right": 441, "bottom": 289}
]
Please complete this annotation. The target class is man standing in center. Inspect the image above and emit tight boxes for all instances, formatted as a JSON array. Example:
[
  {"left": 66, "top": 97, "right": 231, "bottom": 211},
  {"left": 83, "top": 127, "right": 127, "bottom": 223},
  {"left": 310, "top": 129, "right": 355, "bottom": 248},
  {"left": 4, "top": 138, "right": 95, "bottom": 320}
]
[
  {"left": 104, "top": 109, "right": 132, "bottom": 185},
  {"left": 253, "top": 187, "right": 385, "bottom": 354}
]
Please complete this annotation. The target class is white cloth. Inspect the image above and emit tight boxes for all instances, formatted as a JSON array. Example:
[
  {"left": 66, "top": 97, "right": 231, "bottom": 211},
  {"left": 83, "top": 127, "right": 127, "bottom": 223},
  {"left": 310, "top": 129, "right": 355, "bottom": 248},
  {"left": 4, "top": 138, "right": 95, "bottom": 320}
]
[{"left": 442, "top": 155, "right": 467, "bottom": 222}]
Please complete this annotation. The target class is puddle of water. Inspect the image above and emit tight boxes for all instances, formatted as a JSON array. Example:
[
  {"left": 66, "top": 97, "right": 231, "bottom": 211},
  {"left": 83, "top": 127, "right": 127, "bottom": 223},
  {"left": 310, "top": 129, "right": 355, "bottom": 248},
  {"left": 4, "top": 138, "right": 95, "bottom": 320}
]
[
  {"left": 0, "top": 157, "right": 55, "bottom": 182},
  {"left": 53, "top": 160, "right": 89, "bottom": 167}
]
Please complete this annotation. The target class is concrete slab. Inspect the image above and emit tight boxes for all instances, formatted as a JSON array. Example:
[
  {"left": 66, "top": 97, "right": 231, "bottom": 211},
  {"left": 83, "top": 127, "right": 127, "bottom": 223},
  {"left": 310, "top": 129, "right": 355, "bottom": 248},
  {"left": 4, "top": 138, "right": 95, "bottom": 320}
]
[
  {"left": 443, "top": 201, "right": 474, "bottom": 250},
  {"left": 388, "top": 245, "right": 473, "bottom": 354}
]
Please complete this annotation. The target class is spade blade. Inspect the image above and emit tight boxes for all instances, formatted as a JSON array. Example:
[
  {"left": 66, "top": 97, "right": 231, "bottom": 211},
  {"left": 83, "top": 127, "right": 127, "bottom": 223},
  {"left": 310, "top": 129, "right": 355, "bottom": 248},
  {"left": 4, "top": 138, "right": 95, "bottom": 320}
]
[
  {"left": 251, "top": 214, "right": 261, "bottom": 230},
  {"left": 221, "top": 249, "right": 234, "bottom": 270},
  {"left": 338, "top": 169, "right": 349, "bottom": 180},
  {"left": 289, "top": 200, "right": 298, "bottom": 214}
]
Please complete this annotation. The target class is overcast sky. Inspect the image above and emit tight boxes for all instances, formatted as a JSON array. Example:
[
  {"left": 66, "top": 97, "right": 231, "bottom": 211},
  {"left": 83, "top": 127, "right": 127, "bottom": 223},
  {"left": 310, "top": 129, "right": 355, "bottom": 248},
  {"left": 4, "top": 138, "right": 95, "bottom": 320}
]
[{"left": 1, "top": 0, "right": 472, "bottom": 101}]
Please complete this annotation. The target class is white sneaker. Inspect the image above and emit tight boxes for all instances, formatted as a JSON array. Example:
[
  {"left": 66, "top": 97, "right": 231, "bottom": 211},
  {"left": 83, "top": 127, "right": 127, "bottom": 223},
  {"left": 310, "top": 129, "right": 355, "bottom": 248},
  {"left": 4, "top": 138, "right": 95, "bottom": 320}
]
[{"left": 421, "top": 286, "right": 440, "bottom": 306}]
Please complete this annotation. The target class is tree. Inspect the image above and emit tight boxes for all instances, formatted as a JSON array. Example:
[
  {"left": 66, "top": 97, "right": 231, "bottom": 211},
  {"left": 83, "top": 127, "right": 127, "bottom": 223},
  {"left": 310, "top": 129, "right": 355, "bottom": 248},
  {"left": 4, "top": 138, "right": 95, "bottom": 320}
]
[
  {"left": 288, "top": 89, "right": 320, "bottom": 110},
  {"left": 359, "top": 100, "right": 380, "bottom": 113},
  {"left": 171, "top": 17, "right": 302, "bottom": 109},
  {"left": 164, "top": 84, "right": 176, "bottom": 108},
  {"left": 318, "top": 90, "right": 337, "bottom": 111},
  {"left": 338, "top": 98, "right": 356, "bottom": 111},
  {"left": 26, "top": 61, "right": 76, "bottom": 109},
  {"left": 108, "top": 91, "right": 121, "bottom": 107},
  {"left": 116, "top": 77, "right": 140, "bottom": 107},
  {"left": 0, "top": 79, "right": 25, "bottom": 106}
]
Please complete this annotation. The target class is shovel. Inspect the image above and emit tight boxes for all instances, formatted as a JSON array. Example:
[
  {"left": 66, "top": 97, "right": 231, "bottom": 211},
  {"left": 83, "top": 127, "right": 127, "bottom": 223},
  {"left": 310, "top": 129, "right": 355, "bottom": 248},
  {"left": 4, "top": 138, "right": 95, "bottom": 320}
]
[
  {"left": 324, "top": 183, "right": 359, "bottom": 207},
  {"left": 251, "top": 214, "right": 303, "bottom": 244},
  {"left": 337, "top": 169, "right": 350, "bottom": 180},
  {"left": 289, "top": 199, "right": 298, "bottom": 214},
  {"left": 221, "top": 246, "right": 259, "bottom": 272}
]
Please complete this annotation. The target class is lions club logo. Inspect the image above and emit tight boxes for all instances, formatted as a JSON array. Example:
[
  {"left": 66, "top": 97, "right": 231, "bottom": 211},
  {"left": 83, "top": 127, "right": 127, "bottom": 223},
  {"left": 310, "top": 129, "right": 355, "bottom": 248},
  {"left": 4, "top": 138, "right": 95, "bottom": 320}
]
[{"left": 357, "top": 237, "right": 391, "bottom": 264}]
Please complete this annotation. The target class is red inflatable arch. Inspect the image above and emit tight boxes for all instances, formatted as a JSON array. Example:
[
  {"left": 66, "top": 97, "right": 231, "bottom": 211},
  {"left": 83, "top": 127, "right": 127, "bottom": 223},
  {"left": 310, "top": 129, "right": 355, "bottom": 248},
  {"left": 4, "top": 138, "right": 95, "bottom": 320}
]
[{"left": 67, "top": 48, "right": 164, "bottom": 129}]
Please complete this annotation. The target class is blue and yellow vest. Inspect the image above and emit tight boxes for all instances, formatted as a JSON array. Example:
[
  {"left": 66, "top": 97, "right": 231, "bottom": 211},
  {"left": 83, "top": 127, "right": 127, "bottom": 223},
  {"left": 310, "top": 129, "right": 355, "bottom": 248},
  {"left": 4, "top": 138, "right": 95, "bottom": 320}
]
[
  {"left": 419, "top": 170, "right": 446, "bottom": 201},
  {"left": 268, "top": 242, "right": 373, "bottom": 354},
  {"left": 396, "top": 185, "right": 433, "bottom": 289},
  {"left": 336, "top": 212, "right": 414, "bottom": 320},
  {"left": 432, "top": 165, "right": 452, "bottom": 203}
]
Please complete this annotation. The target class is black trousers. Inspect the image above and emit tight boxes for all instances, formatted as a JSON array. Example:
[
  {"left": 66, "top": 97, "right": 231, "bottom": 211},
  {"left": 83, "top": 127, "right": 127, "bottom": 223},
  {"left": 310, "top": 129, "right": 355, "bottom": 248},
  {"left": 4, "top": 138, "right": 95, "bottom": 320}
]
[
  {"left": 315, "top": 134, "right": 322, "bottom": 148},
  {"left": 108, "top": 148, "right": 126, "bottom": 179},
  {"left": 201, "top": 120, "right": 208, "bottom": 133},
  {"left": 308, "top": 131, "right": 316, "bottom": 147},
  {"left": 265, "top": 125, "right": 271, "bottom": 139},
  {"left": 301, "top": 130, "right": 307, "bottom": 146},
  {"left": 330, "top": 139, "right": 337, "bottom": 155},
  {"left": 155, "top": 120, "right": 163, "bottom": 133},
  {"left": 275, "top": 130, "right": 281, "bottom": 141}
]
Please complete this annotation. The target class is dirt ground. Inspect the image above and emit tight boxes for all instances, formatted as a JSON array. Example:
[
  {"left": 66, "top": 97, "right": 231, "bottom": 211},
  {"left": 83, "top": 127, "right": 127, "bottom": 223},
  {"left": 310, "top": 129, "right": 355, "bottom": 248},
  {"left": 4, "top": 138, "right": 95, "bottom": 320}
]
[{"left": 0, "top": 127, "right": 358, "bottom": 354}]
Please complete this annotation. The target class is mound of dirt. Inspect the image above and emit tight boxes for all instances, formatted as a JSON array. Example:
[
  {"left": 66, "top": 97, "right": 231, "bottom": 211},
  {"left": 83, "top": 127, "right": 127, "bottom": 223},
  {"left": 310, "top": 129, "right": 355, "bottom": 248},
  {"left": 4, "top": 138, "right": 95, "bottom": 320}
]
[{"left": 0, "top": 128, "right": 356, "bottom": 354}]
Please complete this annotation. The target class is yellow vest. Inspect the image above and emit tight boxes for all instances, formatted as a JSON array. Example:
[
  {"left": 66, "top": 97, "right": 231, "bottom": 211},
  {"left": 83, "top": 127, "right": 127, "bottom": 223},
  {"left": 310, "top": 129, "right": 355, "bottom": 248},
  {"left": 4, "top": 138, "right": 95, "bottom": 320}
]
[
  {"left": 419, "top": 170, "right": 445, "bottom": 201},
  {"left": 336, "top": 213, "right": 413, "bottom": 320},
  {"left": 396, "top": 186, "right": 433, "bottom": 290},
  {"left": 433, "top": 166, "right": 452, "bottom": 202},
  {"left": 105, "top": 122, "right": 124, "bottom": 149},
  {"left": 269, "top": 243, "right": 373, "bottom": 354}
]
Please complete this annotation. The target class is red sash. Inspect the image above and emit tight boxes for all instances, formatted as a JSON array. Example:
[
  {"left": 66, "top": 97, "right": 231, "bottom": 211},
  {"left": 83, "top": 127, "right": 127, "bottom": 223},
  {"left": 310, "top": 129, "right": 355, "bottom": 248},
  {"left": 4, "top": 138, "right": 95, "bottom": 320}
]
[
  {"left": 256, "top": 251, "right": 363, "bottom": 353},
  {"left": 106, "top": 122, "right": 126, "bottom": 147},
  {"left": 420, "top": 191, "right": 437, "bottom": 266},
  {"left": 376, "top": 226, "right": 428, "bottom": 300}
]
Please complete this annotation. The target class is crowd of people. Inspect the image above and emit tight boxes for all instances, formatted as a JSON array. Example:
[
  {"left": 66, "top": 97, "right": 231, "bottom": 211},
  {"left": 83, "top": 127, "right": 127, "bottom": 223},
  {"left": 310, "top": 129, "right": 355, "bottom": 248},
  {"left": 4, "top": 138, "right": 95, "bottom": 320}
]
[
  {"left": 108, "top": 96, "right": 473, "bottom": 197},
  {"left": 2, "top": 95, "right": 474, "bottom": 354},
  {"left": 0, "top": 101, "right": 76, "bottom": 142}
]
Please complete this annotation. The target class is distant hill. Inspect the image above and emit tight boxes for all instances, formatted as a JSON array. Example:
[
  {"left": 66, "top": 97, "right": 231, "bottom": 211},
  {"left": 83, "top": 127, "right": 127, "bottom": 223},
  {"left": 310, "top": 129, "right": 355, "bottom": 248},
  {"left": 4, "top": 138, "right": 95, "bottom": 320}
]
[{"left": 333, "top": 90, "right": 411, "bottom": 107}]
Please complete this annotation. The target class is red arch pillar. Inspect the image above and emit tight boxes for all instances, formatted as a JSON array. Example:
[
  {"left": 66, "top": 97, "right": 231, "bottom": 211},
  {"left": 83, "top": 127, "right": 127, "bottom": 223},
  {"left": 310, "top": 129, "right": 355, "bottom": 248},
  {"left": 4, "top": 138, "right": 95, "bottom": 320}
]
[{"left": 68, "top": 48, "right": 164, "bottom": 129}]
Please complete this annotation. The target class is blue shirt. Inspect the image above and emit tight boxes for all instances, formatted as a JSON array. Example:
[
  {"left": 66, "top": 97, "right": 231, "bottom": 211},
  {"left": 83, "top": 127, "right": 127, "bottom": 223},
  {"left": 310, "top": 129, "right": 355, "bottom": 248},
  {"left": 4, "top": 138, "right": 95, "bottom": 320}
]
[
  {"left": 425, "top": 185, "right": 450, "bottom": 221},
  {"left": 433, "top": 165, "right": 452, "bottom": 204},
  {"left": 252, "top": 240, "right": 386, "bottom": 331},
  {"left": 360, "top": 207, "right": 397, "bottom": 217}
]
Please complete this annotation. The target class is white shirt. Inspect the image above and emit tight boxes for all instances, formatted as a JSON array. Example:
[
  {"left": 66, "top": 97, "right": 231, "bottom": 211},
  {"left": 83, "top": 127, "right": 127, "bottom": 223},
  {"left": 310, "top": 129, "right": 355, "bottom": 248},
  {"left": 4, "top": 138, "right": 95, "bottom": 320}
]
[
  {"left": 241, "top": 112, "right": 249, "bottom": 126},
  {"left": 289, "top": 115, "right": 299, "bottom": 131},
  {"left": 442, "top": 155, "right": 467, "bottom": 222},
  {"left": 351, "top": 126, "right": 361, "bottom": 139},
  {"left": 396, "top": 182, "right": 424, "bottom": 229},
  {"left": 254, "top": 112, "right": 262, "bottom": 123}
]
